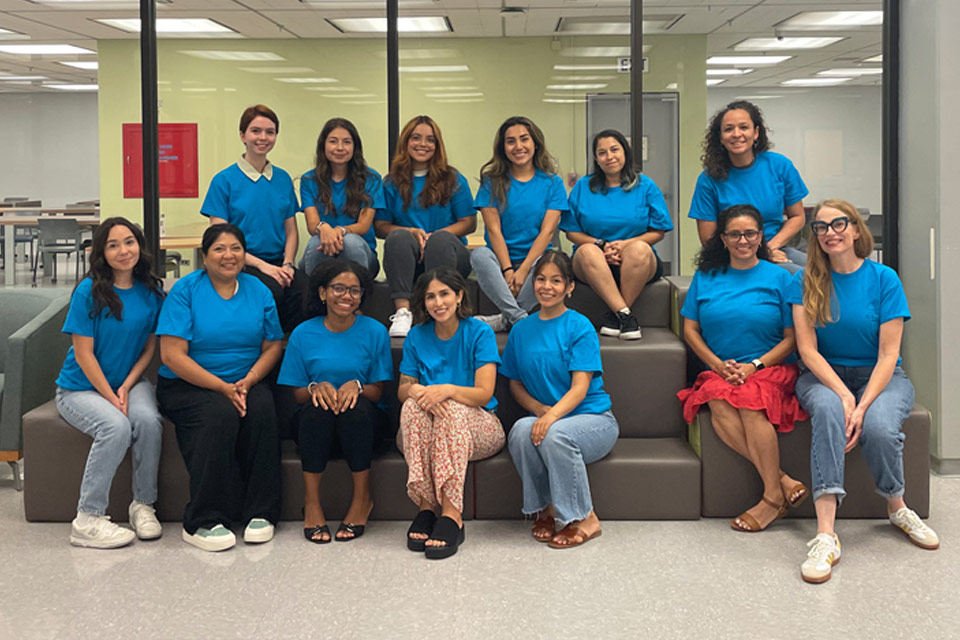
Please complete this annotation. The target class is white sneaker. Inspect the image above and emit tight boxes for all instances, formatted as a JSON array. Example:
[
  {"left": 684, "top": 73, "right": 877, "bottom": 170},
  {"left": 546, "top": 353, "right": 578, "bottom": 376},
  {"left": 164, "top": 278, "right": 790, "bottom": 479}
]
[
  {"left": 182, "top": 524, "right": 236, "bottom": 552},
  {"left": 389, "top": 307, "right": 413, "bottom": 337},
  {"left": 475, "top": 313, "right": 512, "bottom": 333},
  {"left": 128, "top": 501, "right": 162, "bottom": 540},
  {"left": 889, "top": 507, "right": 940, "bottom": 550},
  {"left": 801, "top": 532, "right": 841, "bottom": 584},
  {"left": 243, "top": 518, "right": 275, "bottom": 544},
  {"left": 70, "top": 514, "right": 136, "bottom": 549}
]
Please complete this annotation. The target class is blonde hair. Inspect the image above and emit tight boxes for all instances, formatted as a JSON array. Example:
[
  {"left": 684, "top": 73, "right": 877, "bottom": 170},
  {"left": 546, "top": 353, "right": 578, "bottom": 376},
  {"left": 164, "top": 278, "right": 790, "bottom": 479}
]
[{"left": 802, "top": 198, "right": 874, "bottom": 326}]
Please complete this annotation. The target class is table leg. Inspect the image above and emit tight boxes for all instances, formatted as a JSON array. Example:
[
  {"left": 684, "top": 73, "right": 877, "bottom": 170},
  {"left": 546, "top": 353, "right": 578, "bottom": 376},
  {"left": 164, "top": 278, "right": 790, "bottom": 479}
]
[{"left": 4, "top": 226, "right": 15, "bottom": 286}]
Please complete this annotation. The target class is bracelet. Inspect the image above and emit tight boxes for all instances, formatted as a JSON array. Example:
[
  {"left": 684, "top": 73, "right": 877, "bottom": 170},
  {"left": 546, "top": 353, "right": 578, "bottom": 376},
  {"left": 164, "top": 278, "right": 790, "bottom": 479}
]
[
  {"left": 314, "top": 221, "right": 327, "bottom": 235},
  {"left": 501, "top": 266, "right": 515, "bottom": 275},
  {"left": 248, "top": 368, "right": 259, "bottom": 382},
  {"left": 307, "top": 382, "right": 319, "bottom": 393},
  {"left": 354, "top": 379, "right": 364, "bottom": 394},
  {"left": 282, "top": 262, "right": 295, "bottom": 269}
]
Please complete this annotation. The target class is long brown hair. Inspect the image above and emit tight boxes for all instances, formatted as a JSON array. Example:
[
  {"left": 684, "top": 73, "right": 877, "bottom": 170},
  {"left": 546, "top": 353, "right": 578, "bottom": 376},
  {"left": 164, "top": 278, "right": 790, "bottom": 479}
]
[
  {"left": 308, "top": 117, "right": 373, "bottom": 221},
  {"left": 387, "top": 115, "right": 459, "bottom": 211},
  {"left": 479, "top": 116, "right": 558, "bottom": 213},
  {"left": 802, "top": 199, "right": 874, "bottom": 326}
]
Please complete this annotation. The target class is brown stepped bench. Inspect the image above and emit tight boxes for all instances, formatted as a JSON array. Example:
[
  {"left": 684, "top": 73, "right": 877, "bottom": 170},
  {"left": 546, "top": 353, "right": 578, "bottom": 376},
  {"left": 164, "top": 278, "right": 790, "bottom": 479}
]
[{"left": 23, "top": 278, "right": 700, "bottom": 522}]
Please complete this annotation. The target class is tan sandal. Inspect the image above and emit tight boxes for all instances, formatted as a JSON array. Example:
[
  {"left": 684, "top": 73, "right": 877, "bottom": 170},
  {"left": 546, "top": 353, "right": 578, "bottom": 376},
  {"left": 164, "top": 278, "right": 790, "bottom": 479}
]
[
  {"left": 547, "top": 524, "right": 602, "bottom": 549},
  {"left": 780, "top": 472, "right": 809, "bottom": 508},
  {"left": 531, "top": 514, "right": 556, "bottom": 543},
  {"left": 730, "top": 496, "right": 787, "bottom": 532}
]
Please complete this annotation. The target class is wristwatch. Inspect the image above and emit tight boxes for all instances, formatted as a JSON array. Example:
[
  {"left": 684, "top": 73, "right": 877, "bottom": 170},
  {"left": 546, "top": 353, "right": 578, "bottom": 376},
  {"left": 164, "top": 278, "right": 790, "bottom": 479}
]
[
  {"left": 282, "top": 262, "right": 295, "bottom": 269},
  {"left": 751, "top": 358, "right": 765, "bottom": 371},
  {"left": 354, "top": 379, "right": 364, "bottom": 394},
  {"left": 594, "top": 238, "right": 607, "bottom": 250}
]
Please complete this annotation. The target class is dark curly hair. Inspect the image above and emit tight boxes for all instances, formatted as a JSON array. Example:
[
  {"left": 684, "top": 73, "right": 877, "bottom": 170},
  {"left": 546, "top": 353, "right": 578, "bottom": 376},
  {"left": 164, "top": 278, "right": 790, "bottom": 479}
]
[
  {"left": 410, "top": 267, "right": 473, "bottom": 325},
  {"left": 701, "top": 100, "right": 771, "bottom": 181},
  {"left": 81, "top": 217, "right": 164, "bottom": 321},
  {"left": 303, "top": 259, "right": 374, "bottom": 318},
  {"left": 695, "top": 204, "right": 771, "bottom": 274}
]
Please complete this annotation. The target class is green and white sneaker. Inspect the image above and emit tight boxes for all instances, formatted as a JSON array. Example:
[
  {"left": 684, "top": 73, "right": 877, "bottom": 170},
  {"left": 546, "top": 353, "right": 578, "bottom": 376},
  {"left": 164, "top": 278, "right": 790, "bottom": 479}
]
[
  {"left": 889, "top": 507, "right": 940, "bottom": 550},
  {"left": 243, "top": 518, "right": 275, "bottom": 544},
  {"left": 182, "top": 524, "right": 236, "bottom": 552},
  {"left": 801, "top": 533, "right": 841, "bottom": 584}
]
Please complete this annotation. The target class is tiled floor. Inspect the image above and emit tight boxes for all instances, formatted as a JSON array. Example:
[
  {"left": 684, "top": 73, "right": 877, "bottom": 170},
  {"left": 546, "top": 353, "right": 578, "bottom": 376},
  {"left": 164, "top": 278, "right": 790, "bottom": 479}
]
[{"left": 0, "top": 462, "right": 956, "bottom": 640}]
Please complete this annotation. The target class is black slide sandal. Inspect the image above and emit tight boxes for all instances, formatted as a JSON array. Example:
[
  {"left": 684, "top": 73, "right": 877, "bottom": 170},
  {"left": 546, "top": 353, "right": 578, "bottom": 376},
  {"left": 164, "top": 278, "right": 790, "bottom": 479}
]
[
  {"left": 304, "top": 524, "right": 331, "bottom": 544},
  {"left": 424, "top": 516, "right": 465, "bottom": 560},
  {"left": 406, "top": 509, "right": 437, "bottom": 551}
]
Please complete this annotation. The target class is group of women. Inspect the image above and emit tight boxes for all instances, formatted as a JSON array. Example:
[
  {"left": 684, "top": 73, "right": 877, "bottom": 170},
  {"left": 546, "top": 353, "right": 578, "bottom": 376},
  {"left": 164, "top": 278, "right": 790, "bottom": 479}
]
[{"left": 52, "top": 100, "right": 936, "bottom": 580}]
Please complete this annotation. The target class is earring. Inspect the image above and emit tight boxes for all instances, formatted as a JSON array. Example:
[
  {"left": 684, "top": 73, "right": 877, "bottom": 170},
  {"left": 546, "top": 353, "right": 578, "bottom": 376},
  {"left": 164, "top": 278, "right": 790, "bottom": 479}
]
[{"left": 567, "top": 292, "right": 572, "bottom": 299}]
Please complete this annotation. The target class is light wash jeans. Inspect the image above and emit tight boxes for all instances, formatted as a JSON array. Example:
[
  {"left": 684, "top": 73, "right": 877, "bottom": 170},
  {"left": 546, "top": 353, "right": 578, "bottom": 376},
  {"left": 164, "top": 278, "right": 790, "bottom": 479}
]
[
  {"left": 55, "top": 379, "right": 162, "bottom": 516},
  {"left": 773, "top": 246, "right": 807, "bottom": 275},
  {"left": 507, "top": 410, "right": 619, "bottom": 526},
  {"left": 795, "top": 365, "right": 914, "bottom": 506},
  {"left": 469, "top": 246, "right": 538, "bottom": 324},
  {"left": 302, "top": 233, "right": 380, "bottom": 277}
]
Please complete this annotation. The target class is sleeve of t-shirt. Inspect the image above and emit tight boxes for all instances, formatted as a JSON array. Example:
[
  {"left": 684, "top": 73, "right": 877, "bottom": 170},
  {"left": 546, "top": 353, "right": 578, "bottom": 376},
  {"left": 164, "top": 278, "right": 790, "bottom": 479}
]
[
  {"left": 777, "top": 269, "right": 795, "bottom": 328},
  {"left": 377, "top": 179, "right": 399, "bottom": 222},
  {"left": 568, "top": 316, "right": 603, "bottom": 375},
  {"left": 474, "top": 177, "right": 494, "bottom": 209},
  {"left": 472, "top": 322, "right": 502, "bottom": 368},
  {"left": 368, "top": 324, "right": 394, "bottom": 383},
  {"left": 200, "top": 172, "right": 230, "bottom": 220},
  {"left": 299, "top": 172, "right": 319, "bottom": 213},
  {"left": 276, "top": 330, "right": 308, "bottom": 388},
  {"left": 878, "top": 266, "right": 911, "bottom": 323},
  {"left": 261, "top": 288, "right": 284, "bottom": 341},
  {"left": 450, "top": 173, "right": 475, "bottom": 219},
  {"left": 546, "top": 174, "right": 569, "bottom": 212},
  {"left": 679, "top": 272, "right": 701, "bottom": 321},
  {"left": 688, "top": 172, "right": 719, "bottom": 222},
  {"left": 560, "top": 180, "right": 584, "bottom": 233},
  {"left": 643, "top": 176, "right": 674, "bottom": 232},
  {"left": 62, "top": 278, "right": 95, "bottom": 337},
  {"left": 399, "top": 330, "right": 420, "bottom": 378},
  {"left": 365, "top": 172, "right": 385, "bottom": 210},
  {"left": 155, "top": 279, "right": 194, "bottom": 341},
  {"left": 282, "top": 175, "right": 298, "bottom": 219},
  {"left": 498, "top": 331, "right": 519, "bottom": 380},
  {"left": 786, "top": 270, "right": 805, "bottom": 306},
  {"left": 779, "top": 156, "right": 809, "bottom": 207}
]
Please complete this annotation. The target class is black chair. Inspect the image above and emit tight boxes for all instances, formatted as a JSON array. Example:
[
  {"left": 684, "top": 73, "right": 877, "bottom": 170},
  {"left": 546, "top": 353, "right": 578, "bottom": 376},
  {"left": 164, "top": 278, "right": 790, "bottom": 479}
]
[{"left": 32, "top": 218, "right": 89, "bottom": 285}]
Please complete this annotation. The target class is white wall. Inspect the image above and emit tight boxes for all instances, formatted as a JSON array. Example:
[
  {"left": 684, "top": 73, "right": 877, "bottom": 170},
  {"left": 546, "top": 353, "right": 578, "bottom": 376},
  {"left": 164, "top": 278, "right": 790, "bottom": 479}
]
[
  {"left": 707, "top": 86, "right": 882, "bottom": 216},
  {"left": 2, "top": 92, "right": 99, "bottom": 207}
]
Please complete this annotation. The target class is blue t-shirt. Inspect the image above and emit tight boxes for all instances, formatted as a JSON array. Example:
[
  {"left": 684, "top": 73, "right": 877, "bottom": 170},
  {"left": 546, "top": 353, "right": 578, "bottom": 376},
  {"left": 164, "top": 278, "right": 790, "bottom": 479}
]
[
  {"left": 681, "top": 260, "right": 794, "bottom": 363},
  {"left": 156, "top": 270, "right": 283, "bottom": 382},
  {"left": 299, "top": 168, "right": 385, "bottom": 250},
  {"left": 200, "top": 163, "right": 298, "bottom": 262},
  {"left": 474, "top": 170, "right": 568, "bottom": 263},
  {"left": 787, "top": 260, "right": 910, "bottom": 367},
  {"left": 278, "top": 315, "right": 393, "bottom": 408},
  {"left": 56, "top": 278, "right": 163, "bottom": 391},
  {"left": 563, "top": 174, "right": 673, "bottom": 254},
  {"left": 500, "top": 309, "right": 611, "bottom": 416},
  {"left": 688, "top": 151, "right": 808, "bottom": 241},
  {"left": 399, "top": 317, "right": 501, "bottom": 411},
  {"left": 378, "top": 172, "right": 475, "bottom": 245}
]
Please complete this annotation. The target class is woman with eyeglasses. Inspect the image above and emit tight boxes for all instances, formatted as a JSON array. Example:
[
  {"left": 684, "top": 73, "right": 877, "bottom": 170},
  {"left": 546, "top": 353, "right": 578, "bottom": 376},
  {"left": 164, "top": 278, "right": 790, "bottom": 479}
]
[
  {"left": 678, "top": 204, "right": 808, "bottom": 534},
  {"left": 278, "top": 260, "right": 392, "bottom": 544},
  {"left": 689, "top": 100, "right": 808, "bottom": 273},
  {"left": 790, "top": 200, "right": 937, "bottom": 584}
]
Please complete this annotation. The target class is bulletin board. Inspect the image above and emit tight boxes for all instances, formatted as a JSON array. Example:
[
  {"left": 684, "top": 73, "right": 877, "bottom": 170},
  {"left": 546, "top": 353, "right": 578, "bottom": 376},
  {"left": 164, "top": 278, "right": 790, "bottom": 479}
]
[{"left": 122, "top": 123, "right": 199, "bottom": 198}]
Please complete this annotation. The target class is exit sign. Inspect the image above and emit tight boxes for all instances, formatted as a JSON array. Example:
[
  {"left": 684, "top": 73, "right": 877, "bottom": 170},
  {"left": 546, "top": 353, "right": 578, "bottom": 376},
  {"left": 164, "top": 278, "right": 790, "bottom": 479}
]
[{"left": 618, "top": 57, "right": 649, "bottom": 73}]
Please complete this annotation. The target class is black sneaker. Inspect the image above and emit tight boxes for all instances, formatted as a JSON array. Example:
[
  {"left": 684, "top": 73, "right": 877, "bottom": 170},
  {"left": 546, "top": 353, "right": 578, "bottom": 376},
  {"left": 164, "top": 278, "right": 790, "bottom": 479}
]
[
  {"left": 599, "top": 311, "right": 621, "bottom": 337},
  {"left": 618, "top": 312, "right": 642, "bottom": 340}
]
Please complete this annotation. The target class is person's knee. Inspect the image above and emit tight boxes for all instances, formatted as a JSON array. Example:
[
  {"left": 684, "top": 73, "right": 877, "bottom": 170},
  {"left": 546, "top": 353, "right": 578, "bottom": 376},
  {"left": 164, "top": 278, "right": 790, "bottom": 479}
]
[
  {"left": 508, "top": 418, "right": 535, "bottom": 448},
  {"left": 385, "top": 228, "right": 417, "bottom": 251},
  {"left": 860, "top": 417, "right": 905, "bottom": 450},
  {"left": 538, "top": 427, "right": 576, "bottom": 456},
  {"left": 622, "top": 240, "right": 654, "bottom": 263},
  {"left": 98, "top": 415, "right": 133, "bottom": 449},
  {"left": 470, "top": 246, "right": 494, "bottom": 269},
  {"left": 574, "top": 244, "right": 605, "bottom": 267}
]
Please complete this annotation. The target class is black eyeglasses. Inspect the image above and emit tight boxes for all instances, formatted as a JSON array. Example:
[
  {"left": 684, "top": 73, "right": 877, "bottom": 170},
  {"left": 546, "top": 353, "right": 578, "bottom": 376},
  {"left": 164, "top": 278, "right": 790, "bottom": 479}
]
[
  {"left": 722, "top": 229, "right": 760, "bottom": 242},
  {"left": 810, "top": 216, "right": 851, "bottom": 236},
  {"left": 329, "top": 284, "right": 363, "bottom": 298}
]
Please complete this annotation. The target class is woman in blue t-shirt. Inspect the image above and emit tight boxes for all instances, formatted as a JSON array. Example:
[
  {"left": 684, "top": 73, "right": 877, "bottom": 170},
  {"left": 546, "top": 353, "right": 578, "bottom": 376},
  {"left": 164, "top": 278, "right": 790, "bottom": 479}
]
[
  {"left": 278, "top": 260, "right": 392, "bottom": 544},
  {"left": 502, "top": 250, "right": 618, "bottom": 549},
  {"left": 55, "top": 217, "right": 165, "bottom": 549},
  {"left": 300, "top": 117, "right": 383, "bottom": 277},
  {"left": 678, "top": 205, "right": 808, "bottom": 533},
  {"left": 791, "top": 199, "right": 938, "bottom": 584},
  {"left": 156, "top": 224, "right": 284, "bottom": 553},
  {"left": 564, "top": 129, "right": 673, "bottom": 340},
  {"left": 201, "top": 104, "right": 306, "bottom": 332},
  {"left": 398, "top": 268, "right": 505, "bottom": 559},
  {"left": 376, "top": 115, "right": 476, "bottom": 338},
  {"left": 689, "top": 100, "right": 808, "bottom": 273},
  {"left": 470, "top": 116, "right": 568, "bottom": 332}
]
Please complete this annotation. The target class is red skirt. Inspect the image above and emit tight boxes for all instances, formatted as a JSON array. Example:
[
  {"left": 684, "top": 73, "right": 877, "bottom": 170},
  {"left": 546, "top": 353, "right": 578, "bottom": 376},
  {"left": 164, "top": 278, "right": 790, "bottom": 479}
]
[{"left": 676, "top": 363, "right": 808, "bottom": 433}]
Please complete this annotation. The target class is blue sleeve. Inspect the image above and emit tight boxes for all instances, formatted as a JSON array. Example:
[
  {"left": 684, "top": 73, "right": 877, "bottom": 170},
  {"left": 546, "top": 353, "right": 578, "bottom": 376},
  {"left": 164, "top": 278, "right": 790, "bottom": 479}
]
[
  {"left": 283, "top": 175, "right": 298, "bottom": 219},
  {"left": 155, "top": 280, "right": 194, "bottom": 341},
  {"left": 786, "top": 270, "right": 804, "bottom": 306},
  {"left": 474, "top": 177, "right": 494, "bottom": 209},
  {"left": 472, "top": 322, "right": 501, "bottom": 367},
  {"left": 299, "top": 172, "right": 318, "bottom": 213},
  {"left": 779, "top": 156, "right": 809, "bottom": 207},
  {"left": 547, "top": 175, "right": 569, "bottom": 212},
  {"left": 643, "top": 176, "right": 673, "bottom": 231},
  {"left": 879, "top": 267, "right": 910, "bottom": 322},
  {"left": 261, "top": 288, "right": 283, "bottom": 341},
  {"left": 200, "top": 172, "right": 230, "bottom": 220},
  {"left": 561, "top": 180, "right": 584, "bottom": 233},
  {"left": 568, "top": 317, "right": 603, "bottom": 374},
  {"left": 62, "top": 279, "right": 95, "bottom": 337},
  {"left": 688, "top": 172, "right": 719, "bottom": 222},
  {"left": 368, "top": 325, "right": 394, "bottom": 383},
  {"left": 399, "top": 331, "right": 420, "bottom": 378},
  {"left": 376, "top": 179, "right": 398, "bottom": 222},
  {"left": 679, "top": 272, "right": 700, "bottom": 321},
  {"left": 277, "top": 331, "right": 309, "bottom": 387},
  {"left": 499, "top": 331, "right": 519, "bottom": 380},
  {"left": 366, "top": 171, "right": 385, "bottom": 210},
  {"left": 451, "top": 173, "right": 475, "bottom": 219},
  {"left": 778, "top": 270, "right": 794, "bottom": 328}
]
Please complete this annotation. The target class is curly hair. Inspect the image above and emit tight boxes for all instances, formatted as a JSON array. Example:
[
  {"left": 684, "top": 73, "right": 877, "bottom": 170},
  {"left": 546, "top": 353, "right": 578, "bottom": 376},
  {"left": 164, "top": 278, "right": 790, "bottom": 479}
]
[
  {"left": 695, "top": 204, "right": 771, "bottom": 274},
  {"left": 303, "top": 259, "right": 374, "bottom": 319},
  {"left": 589, "top": 129, "right": 638, "bottom": 194},
  {"left": 307, "top": 117, "right": 374, "bottom": 221},
  {"left": 387, "top": 115, "right": 460, "bottom": 212},
  {"left": 479, "top": 116, "right": 558, "bottom": 213},
  {"left": 410, "top": 267, "right": 473, "bottom": 325},
  {"left": 701, "top": 100, "right": 771, "bottom": 181}
]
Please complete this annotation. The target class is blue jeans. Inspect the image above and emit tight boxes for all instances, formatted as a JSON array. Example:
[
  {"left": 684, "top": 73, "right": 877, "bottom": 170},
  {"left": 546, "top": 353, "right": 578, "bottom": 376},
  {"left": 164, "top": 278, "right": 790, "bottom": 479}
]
[
  {"left": 470, "top": 246, "right": 537, "bottom": 324},
  {"left": 507, "top": 411, "right": 619, "bottom": 526},
  {"left": 302, "top": 233, "right": 380, "bottom": 277},
  {"left": 56, "top": 380, "right": 162, "bottom": 516},
  {"left": 795, "top": 366, "right": 914, "bottom": 505}
]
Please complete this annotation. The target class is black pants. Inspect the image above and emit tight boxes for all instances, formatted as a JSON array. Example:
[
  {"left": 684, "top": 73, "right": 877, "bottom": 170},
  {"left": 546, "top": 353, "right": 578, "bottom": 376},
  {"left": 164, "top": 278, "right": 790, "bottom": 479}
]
[
  {"left": 244, "top": 261, "right": 307, "bottom": 333},
  {"left": 157, "top": 377, "right": 281, "bottom": 534},
  {"left": 297, "top": 396, "right": 390, "bottom": 473},
  {"left": 382, "top": 229, "right": 471, "bottom": 300}
]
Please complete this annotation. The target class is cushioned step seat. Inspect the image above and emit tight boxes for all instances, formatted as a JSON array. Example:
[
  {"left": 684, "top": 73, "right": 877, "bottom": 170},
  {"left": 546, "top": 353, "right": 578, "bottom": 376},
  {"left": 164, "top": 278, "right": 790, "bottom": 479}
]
[
  {"left": 697, "top": 405, "right": 931, "bottom": 519},
  {"left": 473, "top": 439, "right": 701, "bottom": 520}
]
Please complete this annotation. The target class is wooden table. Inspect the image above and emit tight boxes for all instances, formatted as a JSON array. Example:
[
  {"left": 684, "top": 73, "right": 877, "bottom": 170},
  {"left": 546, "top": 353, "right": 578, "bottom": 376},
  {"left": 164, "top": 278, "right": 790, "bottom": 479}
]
[
  {"left": 160, "top": 236, "right": 203, "bottom": 271},
  {"left": 0, "top": 211, "right": 100, "bottom": 286}
]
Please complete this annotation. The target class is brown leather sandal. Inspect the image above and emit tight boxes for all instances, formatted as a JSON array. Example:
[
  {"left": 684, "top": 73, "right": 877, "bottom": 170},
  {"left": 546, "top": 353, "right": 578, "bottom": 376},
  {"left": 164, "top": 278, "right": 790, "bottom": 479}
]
[
  {"left": 547, "top": 524, "right": 602, "bottom": 549},
  {"left": 531, "top": 514, "right": 556, "bottom": 543},
  {"left": 730, "top": 496, "right": 788, "bottom": 532},
  {"left": 780, "top": 472, "right": 809, "bottom": 508}
]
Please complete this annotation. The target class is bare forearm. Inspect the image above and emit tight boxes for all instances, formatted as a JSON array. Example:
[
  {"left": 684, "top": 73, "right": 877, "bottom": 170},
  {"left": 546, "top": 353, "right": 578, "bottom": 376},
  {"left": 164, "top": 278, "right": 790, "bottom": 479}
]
[
  {"left": 509, "top": 379, "right": 549, "bottom": 416},
  {"left": 440, "top": 216, "right": 476, "bottom": 237}
]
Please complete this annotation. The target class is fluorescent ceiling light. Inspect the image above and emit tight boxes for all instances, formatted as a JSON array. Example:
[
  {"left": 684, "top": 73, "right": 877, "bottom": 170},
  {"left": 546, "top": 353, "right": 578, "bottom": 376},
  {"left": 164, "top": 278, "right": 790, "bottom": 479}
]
[
  {"left": 0, "top": 28, "right": 28, "bottom": 39},
  {"left": 419, "top": 86, "right": 478, "bottom": 91},
  {"left": 301, "top": 0, "right": 434, "bottom": 6},
  {"left": 706, "top": 69, "right": 753, "bottom": 76},
  {"left": 707, "top": 56, "right": 791, "bottom": 66},
  {"left": 0, "top": 75, "right": 49, "bottom": 81},
  {"left": 275, "top": 77, "right": 338, "bottom": 83},
  {"left": 330, "top": 93, "right": 378, "bottom": 98},
  {"left": 777, "top": 11, "right": 882, "bottom": 30},
  {"left": 47, "top": 83, "right": 98, "bottom": 91},
  {"left": 560, "top": 46, "right": 631, "bottom": 58},
  {"left": 546, "top": 83, "right": 608, "bottom": 90},
  {"left": 434, "top": 98, "right": 484, "bottom": 103},
  {"left": 181, "top": 51, "right": 284, "bottom": 61},
  {"left": 734, "top": 37, "right": 844, "bottom": 51},
  {"left": 543, "top": 98, "right": 585, "bottom": 104},
  {"left": 59, "top": 61, "right": 99, "bottom": 70},
  {"left": 424, "top": 92, "right": 483, "bottom": 98},
  {"left": 863, "top": 54, "right": 883, "bottom": 63},
  {"left": 97, "top": 18, "right": 235, "bottom": 34},
  {"left": 706, "top": 79, "right": 725, "bottom": 86},
  {"left": 553, "top": 64, "right": 618, "bottom": 71},
  {"left": 240, "top": 67, "right": 314, "bottom": 74},
  {"left": 406, "top": 76, "right": 471, "bottom": 82},
  {"left": 30, "top": 0, "right": 170, "bottom": 4},
  {"left": 328, "top": 17, "right": 450, "bottom": 33},
  {"left": 339, "top": 100, "right": 384, "bottom": 105},
  {"left": 552, "top": 75, "right": 614, "bottom": 81},
  {"left": 818, "top": 68, "right": 882, "bottom": 76},
  {"left": 182, "top": 87, "right": 217, "bottom": 92},
  {"left": 303, "top": 86, "right": 360, "bottom": 92},
  {"left": 396, "top": 48, "right": 459, "bottom": 60},
  {"left": 556, "top": 17, "right": 679, "bottom": 35},
  {"left": 400, "top": 65, "right": 469, "bottom": 73},
  {"left": 781, "top": 78, "right": 851, "bottom": 87},
  {"left": 0, "top": 44, "right": 94, "bottom": 55},
  {"left": 665, "top": 82, "right": 678, "bottom": 90}
]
